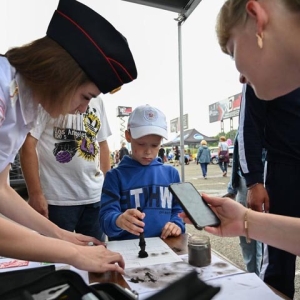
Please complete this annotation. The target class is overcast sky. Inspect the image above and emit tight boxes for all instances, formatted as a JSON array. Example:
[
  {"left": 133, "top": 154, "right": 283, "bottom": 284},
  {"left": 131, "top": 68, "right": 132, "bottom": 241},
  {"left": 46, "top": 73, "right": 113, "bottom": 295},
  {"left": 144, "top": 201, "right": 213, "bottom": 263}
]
[{"left": 1, "top": 0, "right": 242, "bottom": 150}]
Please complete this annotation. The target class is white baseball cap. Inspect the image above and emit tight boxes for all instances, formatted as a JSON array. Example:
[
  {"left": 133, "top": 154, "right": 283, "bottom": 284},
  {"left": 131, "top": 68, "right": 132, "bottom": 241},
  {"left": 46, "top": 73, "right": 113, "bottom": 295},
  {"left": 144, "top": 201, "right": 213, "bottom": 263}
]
[{"left": 127, "top": 104, "right": 168, "bottom": 139}]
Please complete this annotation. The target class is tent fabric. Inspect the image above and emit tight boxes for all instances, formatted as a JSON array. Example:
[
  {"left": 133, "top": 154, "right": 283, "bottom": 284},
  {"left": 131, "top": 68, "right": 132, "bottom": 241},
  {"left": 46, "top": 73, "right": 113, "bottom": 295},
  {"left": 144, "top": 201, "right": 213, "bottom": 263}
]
[
  {"left": 162, "top": 129, "right": 217, "bottom": 147},
  {"left": 122, "top": 0, "right": 202, "bottom": 19}
]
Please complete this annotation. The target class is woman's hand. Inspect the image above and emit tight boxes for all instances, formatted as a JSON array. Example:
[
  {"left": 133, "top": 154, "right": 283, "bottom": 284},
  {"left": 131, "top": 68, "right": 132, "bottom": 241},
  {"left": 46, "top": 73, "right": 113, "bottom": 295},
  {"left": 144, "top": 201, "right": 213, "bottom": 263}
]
[
  {"left": 70, "top": 244, "right": 125, "bottom": 273},
  {"left": 60, "top": 229, "right": 104, "bottom": 246},
  {"left": 179, "top": 193, "right": 247, "bottom": 238}
]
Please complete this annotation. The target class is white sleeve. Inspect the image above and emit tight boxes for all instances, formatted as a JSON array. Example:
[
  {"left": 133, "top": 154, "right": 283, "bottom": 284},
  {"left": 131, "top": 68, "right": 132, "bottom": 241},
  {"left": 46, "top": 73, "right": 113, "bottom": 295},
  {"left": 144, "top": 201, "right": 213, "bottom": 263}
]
[
  {"left": 95, "top": 97, "right": 112, "bottom": 142},
  {"left": 29, "top": 105, "right": 50, "bottom": 140}
]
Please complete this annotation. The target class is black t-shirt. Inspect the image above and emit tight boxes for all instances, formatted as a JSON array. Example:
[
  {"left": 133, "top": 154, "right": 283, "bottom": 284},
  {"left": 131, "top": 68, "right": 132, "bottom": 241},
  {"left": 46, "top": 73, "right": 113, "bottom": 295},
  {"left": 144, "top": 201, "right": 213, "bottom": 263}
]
[
  {"left": 158, "top": 148, "right": 165, "bottom": 158},
  {"left": 119, "top": 146, "right": 129, "bottom": 160}
]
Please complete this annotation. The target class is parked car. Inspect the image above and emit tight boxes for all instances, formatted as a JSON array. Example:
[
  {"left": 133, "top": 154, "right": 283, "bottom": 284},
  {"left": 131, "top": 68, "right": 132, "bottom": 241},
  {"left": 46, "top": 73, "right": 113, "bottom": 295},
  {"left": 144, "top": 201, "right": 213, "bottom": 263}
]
[
  {"left": 210, "top": 147, "right": 219, "bottom": 165},
  {"left": 210, "top": 146, "right": 234, "bottom": 166}
]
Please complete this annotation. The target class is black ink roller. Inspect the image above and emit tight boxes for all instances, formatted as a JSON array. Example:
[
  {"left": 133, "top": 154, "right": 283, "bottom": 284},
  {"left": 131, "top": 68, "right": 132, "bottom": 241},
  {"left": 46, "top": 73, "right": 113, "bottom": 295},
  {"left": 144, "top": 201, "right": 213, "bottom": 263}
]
[{"left": 137, "top": 207, "right": 148, "bottom": 258}]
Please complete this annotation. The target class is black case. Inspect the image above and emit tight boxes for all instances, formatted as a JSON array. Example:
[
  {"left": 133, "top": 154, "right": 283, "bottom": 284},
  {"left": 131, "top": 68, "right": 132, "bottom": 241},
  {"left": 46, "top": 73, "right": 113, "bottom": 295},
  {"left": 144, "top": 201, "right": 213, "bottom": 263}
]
[
  {"left": 0, "top": 265, "right": 55, "bottom": 295},
  {"left": 0, "top": 268, "right": 220, "bottom": 300},
  {"left": 147, "top": 270, "right": 220, "bottom": 300}
]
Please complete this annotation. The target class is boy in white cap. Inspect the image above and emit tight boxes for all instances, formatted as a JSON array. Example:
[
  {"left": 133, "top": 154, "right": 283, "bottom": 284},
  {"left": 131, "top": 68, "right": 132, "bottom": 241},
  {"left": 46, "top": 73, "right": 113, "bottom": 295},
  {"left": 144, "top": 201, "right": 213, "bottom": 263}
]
[{"left": 99, "top": 105, "right": 185, "bottom": 240}]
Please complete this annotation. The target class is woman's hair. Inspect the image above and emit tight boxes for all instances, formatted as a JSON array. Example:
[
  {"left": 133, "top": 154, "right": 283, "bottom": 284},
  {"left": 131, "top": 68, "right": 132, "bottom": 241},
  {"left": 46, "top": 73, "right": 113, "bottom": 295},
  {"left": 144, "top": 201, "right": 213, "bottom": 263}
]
[
  {"left": 5, "top": 37, "right": 91, "bottom": 115},
  {"left": 216, "top": 0, "right": 248, "bottom": 55},
  {"left": 201, "top": 140, "right": 207, "bottom": 145},
  {"left": 216, "top": 0, "right": 300, "bottom": 55},
  {"left": 220, "top": 136, "right": 226, "bottom": 142}
]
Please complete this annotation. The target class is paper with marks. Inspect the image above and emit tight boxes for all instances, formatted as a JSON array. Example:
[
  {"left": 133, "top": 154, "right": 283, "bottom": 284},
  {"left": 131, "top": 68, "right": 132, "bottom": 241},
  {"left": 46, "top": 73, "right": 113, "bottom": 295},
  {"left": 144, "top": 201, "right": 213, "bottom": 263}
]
[{"left": 106, "top": 237, "right": 182, "bottom": 269}]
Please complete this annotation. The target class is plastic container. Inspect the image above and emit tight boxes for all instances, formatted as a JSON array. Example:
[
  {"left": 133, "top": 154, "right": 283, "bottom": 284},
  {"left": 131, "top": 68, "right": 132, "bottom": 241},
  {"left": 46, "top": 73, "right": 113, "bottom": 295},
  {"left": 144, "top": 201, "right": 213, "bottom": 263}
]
[{"left": 188, "top": 234, "right": 211, "bottom": 267}]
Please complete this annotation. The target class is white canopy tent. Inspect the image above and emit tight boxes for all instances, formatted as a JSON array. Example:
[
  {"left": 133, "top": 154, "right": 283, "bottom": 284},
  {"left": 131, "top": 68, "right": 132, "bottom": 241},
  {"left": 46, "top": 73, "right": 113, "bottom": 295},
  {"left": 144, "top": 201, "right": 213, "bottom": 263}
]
[{"left": 121, "top": 0, "right": 203, "bottom": 181}]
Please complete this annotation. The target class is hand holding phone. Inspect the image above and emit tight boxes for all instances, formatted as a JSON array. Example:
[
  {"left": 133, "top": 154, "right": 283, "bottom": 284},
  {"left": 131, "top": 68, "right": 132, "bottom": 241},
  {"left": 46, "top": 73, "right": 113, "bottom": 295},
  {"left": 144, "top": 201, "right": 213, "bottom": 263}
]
[{"left": 169, "top": 182, "right": 220, "bottom": 230}]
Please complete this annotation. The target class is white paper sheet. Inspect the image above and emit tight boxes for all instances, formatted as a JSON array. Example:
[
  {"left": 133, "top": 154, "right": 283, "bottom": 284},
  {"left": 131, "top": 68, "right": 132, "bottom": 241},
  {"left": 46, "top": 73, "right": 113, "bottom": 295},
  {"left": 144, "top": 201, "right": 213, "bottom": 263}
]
[
  {"left": 180, "top": 253, "right": 245, "bottom": 281},
  {"left": 106, "top": 237, "right": 182, "bottom": 269},
  {"left": 122, "top": 252, "right": 245, "bottom": 296},
  {"left": 138, "top": 273, "right": 284, "bottom": 300},
  {"left": 207, "top": 272, "right": 284, "bottom": 299}
]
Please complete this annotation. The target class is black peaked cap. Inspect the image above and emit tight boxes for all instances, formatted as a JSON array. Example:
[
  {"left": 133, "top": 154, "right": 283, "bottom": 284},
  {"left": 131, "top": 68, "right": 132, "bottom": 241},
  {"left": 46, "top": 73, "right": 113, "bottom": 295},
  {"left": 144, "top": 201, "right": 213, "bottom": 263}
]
[{"left": 46, "top": 0, "right": 137, "bottom": 94}]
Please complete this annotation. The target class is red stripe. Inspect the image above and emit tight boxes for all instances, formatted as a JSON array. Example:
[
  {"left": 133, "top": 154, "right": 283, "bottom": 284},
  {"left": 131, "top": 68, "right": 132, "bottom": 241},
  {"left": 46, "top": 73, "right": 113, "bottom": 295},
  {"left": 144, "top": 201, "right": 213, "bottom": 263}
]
[{"left": 56, "top": 10, "right": 134, "bottom": 83}]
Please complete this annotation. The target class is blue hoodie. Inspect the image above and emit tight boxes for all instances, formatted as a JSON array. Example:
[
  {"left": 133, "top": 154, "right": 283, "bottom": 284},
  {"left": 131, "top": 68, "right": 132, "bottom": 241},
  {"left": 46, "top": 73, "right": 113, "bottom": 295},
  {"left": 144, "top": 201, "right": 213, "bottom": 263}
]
[{"left": 99, "top": 156, "right": 185, "bottom": 240}]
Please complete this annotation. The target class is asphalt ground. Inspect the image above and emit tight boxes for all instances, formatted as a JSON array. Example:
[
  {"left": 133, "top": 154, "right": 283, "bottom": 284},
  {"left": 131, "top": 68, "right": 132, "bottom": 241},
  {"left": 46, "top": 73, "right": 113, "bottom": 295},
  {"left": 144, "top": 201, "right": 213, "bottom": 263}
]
[{"left": 14, "top": 161, "right": 299, "bottom": 299}]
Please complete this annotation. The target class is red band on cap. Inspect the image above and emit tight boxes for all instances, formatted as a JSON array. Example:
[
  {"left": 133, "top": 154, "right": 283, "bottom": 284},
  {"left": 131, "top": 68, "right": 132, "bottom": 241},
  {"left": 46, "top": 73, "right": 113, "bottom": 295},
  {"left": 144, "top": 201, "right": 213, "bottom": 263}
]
[{"left": 56, "top": 10, "right": 135, "bottom": 83}]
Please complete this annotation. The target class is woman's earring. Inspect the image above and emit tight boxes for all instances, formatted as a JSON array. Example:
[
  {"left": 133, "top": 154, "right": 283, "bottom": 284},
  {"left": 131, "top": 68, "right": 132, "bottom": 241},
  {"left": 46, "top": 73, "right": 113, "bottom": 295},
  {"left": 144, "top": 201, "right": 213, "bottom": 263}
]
[{"left": 256, "top": 32, "right": 264, "bottom": 49}]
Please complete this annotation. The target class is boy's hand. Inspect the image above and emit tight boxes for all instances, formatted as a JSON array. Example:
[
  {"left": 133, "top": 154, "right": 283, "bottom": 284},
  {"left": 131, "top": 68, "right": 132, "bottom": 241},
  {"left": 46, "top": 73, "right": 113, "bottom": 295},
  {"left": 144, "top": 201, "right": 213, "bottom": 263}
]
[
  {"left": 116, "top": 209, "right": 145, "bottom": 236},
  {"left": 161, "top": 222, "right": 181, "bottom": 239}
]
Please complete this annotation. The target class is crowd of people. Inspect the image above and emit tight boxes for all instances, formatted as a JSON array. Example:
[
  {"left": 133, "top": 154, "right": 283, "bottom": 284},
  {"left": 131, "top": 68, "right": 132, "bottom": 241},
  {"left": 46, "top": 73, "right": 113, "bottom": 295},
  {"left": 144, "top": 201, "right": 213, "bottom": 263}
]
[
  {"left": 2, "top": 0, "right": 300, "bottom": 298},
  {"left": 110, "top": 144, "right": 128, "bottom": 169},
  {"left": 110, "top": 144, "right": 195, "bottom": 168}
]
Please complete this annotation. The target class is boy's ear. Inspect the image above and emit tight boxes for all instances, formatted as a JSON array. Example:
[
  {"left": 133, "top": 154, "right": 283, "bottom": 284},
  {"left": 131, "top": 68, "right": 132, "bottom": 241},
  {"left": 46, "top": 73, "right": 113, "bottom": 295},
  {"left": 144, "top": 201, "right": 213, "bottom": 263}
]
[{"left": 125, "top": 130, "right": 131, "bottom": 142}]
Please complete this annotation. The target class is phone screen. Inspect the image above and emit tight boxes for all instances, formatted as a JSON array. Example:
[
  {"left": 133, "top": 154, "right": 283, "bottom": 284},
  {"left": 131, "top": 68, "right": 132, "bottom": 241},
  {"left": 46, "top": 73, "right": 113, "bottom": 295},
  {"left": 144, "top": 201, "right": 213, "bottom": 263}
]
[{"left": 169, "top": 182, "right": 220, "bottom": 229}]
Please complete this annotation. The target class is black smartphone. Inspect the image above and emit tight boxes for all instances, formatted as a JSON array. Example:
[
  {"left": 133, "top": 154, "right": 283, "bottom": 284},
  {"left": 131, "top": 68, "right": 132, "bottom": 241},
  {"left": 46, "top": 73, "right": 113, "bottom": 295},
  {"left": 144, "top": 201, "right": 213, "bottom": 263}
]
[{"left": 169, "top": 182, "right": 220, "bottom": 230}]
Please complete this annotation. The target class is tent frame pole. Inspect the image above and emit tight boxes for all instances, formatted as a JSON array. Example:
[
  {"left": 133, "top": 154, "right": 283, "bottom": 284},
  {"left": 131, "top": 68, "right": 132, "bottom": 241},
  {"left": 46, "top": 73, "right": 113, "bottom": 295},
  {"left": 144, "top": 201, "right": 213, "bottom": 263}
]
[
  {"left": 177, "top": 19, "right": 185, "bottom": 181},
  {"left": 120, "top": 1, "right": 203, "bottom": 181}
]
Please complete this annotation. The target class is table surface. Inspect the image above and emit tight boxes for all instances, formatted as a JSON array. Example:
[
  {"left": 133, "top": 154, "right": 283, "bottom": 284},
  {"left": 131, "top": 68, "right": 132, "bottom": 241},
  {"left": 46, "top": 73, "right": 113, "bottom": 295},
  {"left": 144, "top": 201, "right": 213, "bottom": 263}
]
[{"left": 89, "top": 234, "right": 289, "bottom": 299}]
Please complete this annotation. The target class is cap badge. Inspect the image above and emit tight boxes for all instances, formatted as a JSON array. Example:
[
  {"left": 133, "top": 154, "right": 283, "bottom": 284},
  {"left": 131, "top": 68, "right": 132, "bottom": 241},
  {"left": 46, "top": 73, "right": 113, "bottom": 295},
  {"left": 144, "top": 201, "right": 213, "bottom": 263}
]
[{"left": 144, "top": 109, "right": 157, "bottom": 122}]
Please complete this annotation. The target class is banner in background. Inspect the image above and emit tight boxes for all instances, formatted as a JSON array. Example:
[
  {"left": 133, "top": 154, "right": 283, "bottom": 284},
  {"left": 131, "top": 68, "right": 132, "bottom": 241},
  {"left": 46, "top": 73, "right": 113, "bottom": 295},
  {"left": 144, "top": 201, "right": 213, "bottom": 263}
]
[
  {"left": 170, "top": 114, "right": 188, "bottom": 133},
  {"left": 209, "top": 93, "right": 241, "bottom": 123}
]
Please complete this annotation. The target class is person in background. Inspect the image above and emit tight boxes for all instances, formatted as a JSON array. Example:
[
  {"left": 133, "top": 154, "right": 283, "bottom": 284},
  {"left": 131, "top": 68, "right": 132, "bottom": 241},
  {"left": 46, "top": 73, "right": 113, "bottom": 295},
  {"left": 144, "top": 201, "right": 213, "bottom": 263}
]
[
  {"left": 119, "top": 142, "right": 129, "bottom": 161},
  {"left": 114, "top": 149, "right": 120, "bottom": 166},
  {"left": 0, "top": 0, "right": 136, "bottom": 273},
  {"left": 224, "top": 132, "right": 262, "bottom": 276},
  {"left": 99, "top": 105, "right": 185, "bottom": 241},
  {"left": 174, "top": 145, "right": 180, "bottom": 167},
  {"left": 158, "top": 145, "right": 166, "bottom": 163},
  {"left": 110, "top": 151, "right": 115, "bottom": 169},
  {"left": 196, "top": 140, "right": 211, "bottom": 179},
  {"left": 184, "top": 150, "right": 190, "bottom": 165},
  {"left": 166, "top": 148, "right": 170, "bottom": 159},
  {"left": 218, "top": 136, "right": 229, "bottom": 177},
  {"left": 20, "top": 97, "right": 111, "bottom": 242},
  {"left": 168, "top": 148, "right": 174, "bottom": 162}
]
